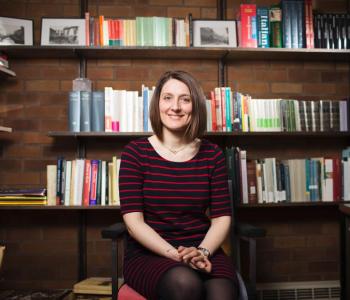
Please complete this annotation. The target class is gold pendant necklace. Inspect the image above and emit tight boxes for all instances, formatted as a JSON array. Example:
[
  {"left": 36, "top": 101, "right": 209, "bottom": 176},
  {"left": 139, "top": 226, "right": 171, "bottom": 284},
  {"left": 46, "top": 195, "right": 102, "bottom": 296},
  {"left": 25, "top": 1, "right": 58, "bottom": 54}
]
[{"left": 163, "top": 144, "right": 188, "bottom": 155}]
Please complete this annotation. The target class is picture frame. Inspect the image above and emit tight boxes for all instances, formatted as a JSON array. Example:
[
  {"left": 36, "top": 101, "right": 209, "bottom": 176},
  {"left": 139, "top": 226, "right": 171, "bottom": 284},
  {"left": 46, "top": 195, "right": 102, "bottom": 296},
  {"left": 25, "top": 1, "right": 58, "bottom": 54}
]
[
  {"left": 193, "top": 20, "right": 237, "bottom": 48},
  {"left": 41, "top": 18, "right": 86, "bottom": 46},
  {"left": 0, "top": 17, "right": 33, "bottom": 46}
]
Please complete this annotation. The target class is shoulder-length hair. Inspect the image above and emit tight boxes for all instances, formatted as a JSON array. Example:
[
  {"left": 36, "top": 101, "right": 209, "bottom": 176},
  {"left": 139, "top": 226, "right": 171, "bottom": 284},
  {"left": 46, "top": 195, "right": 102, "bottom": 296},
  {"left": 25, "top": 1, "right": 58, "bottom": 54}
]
[{"left": 149, "top": 70, "right": 207, "bottom": 141}]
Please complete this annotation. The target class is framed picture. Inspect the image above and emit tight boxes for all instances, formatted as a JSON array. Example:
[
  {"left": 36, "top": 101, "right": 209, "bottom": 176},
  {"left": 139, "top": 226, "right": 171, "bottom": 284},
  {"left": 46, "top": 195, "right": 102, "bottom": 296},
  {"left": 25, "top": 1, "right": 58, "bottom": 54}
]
[
  {"left": 0, "top": 17, "right": 33, "bottom": 45},
  {"left": 193, "top": 20, "right": 237, "bottom": 48},
  {"left": 41, "top": 18, "right": 86, "bottom": 46}
]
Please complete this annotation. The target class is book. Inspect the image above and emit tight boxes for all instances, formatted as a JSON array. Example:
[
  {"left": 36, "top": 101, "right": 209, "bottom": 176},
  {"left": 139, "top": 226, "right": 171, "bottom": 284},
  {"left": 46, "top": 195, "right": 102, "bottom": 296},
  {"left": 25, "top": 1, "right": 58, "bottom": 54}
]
[
  {"left": 257, "top": 7, "right": 270, "bottom": 48},
  {"left": 239, "top": 4, "right": 257, "bottom": 48},
  {"left": 91, "top": 91, "right": 105, "bottom": 132},
  {"left": 68, "top": 91, "right": 81, "bottom": 132},
  {"left": 47, "top": 165, "right": 57, "bottom": 206},
  {"left": 73, "top": 277, "right": 112, "bottom": 295},
  {"left": 80, "top": 91, "right": 92, "bottom": 132}
]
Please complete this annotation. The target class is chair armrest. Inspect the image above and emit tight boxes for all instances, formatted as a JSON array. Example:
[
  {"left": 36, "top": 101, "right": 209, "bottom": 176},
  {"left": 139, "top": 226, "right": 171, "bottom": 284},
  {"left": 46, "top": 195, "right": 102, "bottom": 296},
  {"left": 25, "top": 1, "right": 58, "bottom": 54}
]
[
  {"left": 101, "top": 222, "right": 126, "bottom": 240},
  {"left": 236, "top": 223, "right": 266, "bottom": 238}
]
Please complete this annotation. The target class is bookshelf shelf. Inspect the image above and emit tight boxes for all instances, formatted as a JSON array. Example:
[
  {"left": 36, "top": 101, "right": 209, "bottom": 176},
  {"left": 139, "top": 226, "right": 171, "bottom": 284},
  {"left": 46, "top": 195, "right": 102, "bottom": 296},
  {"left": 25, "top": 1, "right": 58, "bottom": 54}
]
[
  {"left": 0, "top": 205, "right": 120, "bottom": 210},
  {"left": 0, "top": 46, "right": 349, "bottom": 62},
  {"left": 48, "top": 131, "right": 350, "bottom": 138},
  {"left": 237, "top": 201, "right": 349, "bottom": 208}
]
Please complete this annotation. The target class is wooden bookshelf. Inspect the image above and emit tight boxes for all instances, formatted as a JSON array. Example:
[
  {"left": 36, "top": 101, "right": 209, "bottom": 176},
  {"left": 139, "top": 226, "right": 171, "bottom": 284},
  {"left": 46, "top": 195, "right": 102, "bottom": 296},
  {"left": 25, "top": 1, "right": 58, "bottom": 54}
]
[
  {"left": 0, "top": 45, "right": 349, "bottom": 62},
  {"left": 0, "top": 205, "right": 120, "bottom": 210}
]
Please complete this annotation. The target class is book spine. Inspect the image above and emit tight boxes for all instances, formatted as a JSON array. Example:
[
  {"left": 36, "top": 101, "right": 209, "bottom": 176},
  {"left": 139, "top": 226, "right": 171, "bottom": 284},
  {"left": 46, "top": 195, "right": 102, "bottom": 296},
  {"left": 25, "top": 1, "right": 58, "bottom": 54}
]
[
  {"left": 68, "top": 91, "right": 81, "bottom": 132},
  {"left": 92, "top": 91, "right": 105, "bottom": 132},
  {"left": 257, "top": 7, "right": 270, "bottom": 48},
  {"left": 80, "top": 91, "right": 92, "bottom": 132},
  {"left": 240, "top": 4, "right": 257, "bottom": 47}
]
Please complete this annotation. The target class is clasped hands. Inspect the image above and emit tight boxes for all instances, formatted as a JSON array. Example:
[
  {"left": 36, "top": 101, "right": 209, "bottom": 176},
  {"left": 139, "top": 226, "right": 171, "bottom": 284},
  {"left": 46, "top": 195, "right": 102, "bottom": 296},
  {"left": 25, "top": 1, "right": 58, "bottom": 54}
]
[{"left": 166, "top": 246, "right": 212, "bottom": 273}]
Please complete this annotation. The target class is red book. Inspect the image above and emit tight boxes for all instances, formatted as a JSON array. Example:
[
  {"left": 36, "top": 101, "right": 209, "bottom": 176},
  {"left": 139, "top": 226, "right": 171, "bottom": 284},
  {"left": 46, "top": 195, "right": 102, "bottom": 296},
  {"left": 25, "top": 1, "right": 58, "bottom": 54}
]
[
  {"left": 210, "top": 91, "right": 217, "bottom": 131},
  {"left": 85, "top": 12, "right": 90, "bottom": 46},
  {"left": 239, "top": 4, "right": 257, "bottom": 48},
  {"left": 82, "top": 159, "right": 91, "bottom": 206},
  {"left": 333, "top": 157, "right": 341, "bottom": 201},
  {"left": 247, "top": 160, "right": 258, "bottom": 204},
  {"left": 89, "top": 160, "right": 99, "bottom": 206},
  {"left": 305, "top": 0, "right": 314, "bottom": 49}
]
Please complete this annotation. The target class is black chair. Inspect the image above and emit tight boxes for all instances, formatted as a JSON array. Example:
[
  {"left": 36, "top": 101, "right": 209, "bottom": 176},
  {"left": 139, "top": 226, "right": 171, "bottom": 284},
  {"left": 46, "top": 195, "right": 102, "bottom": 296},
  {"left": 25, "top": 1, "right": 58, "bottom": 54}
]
[{"left": 101, "top": 221, "right": 264, "bottom": 300}]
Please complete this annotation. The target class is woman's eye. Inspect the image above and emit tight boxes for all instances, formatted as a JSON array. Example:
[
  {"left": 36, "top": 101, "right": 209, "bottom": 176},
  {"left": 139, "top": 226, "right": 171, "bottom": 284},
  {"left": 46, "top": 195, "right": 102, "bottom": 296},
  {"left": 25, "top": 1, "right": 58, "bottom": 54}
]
[
  {"left": 163, "top": 96, "right": 172, "bottom": 100},
  {"left": 181, "top": 97, "right": 191, "bottom": 103}
]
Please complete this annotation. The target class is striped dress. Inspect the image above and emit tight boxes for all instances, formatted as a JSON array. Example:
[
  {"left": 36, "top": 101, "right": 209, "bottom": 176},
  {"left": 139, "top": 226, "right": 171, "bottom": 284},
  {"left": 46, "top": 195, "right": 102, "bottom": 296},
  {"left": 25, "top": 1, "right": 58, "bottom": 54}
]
[{"left": 119, "top": 137, "right": 236, "bottom": 299}]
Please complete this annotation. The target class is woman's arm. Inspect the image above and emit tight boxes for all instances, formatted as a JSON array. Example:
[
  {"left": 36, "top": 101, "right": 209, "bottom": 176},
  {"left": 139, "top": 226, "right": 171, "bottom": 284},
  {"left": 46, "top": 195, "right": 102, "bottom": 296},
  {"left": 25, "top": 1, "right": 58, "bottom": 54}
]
[
  {"left": 123, "top": 212, "right": 181, "bottom": 262},
  {"left": 198, "top": 215, "right": 231, "bottom": 256}
]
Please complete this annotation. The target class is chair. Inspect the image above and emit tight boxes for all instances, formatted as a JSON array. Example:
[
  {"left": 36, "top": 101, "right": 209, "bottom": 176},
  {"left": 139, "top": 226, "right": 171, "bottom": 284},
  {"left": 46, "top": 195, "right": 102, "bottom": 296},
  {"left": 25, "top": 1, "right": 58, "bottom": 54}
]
[{"left": 101, "top": 222, "right": 252, "bottom": 300}]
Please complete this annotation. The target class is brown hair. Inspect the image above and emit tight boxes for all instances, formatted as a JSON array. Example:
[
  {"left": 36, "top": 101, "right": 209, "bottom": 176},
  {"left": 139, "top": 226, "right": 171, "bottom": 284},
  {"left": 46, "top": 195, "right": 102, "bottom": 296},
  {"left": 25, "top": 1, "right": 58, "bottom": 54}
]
[{"left": 149, "top": 70, "right": 207, "bottom": 141}]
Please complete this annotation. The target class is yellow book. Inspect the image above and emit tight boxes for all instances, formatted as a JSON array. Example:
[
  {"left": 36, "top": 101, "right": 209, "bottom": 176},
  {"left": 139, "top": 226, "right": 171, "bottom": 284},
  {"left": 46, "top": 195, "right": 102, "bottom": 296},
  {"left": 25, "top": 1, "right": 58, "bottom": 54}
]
[{"left": 73, "top": 277, "right": 111, "bottom": 295}]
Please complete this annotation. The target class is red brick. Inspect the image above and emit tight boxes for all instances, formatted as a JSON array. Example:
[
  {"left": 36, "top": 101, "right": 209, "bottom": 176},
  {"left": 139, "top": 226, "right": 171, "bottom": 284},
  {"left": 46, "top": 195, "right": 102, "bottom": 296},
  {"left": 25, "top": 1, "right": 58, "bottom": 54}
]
[
  {"left": 26, "top": 3, "right": 65, "bottom": 17},
  {"left": 98, "top": 5, "right": 134, "bottom": 17},
  {"left": 87, "top": 67, "right": 114, "bottom": 80},
  {"left": 63, "top": 4, "right": 80, "bottom": 16},
  {"left": 134, "top": 6, "right": 168, "bottom": 16},
  {"left": 150, "top": 0, "right": 183, "bottom": 5},
  {"left": 271, "top": 82, "right": 303, "bottom": 94},
  {"left": 256, "top": 70, "right": 288, "bottom": 82},
  {"left": 201, "top": 7, "right": 217, "bottom": 19},
  {"left": 321, "top": 71, "right": 349, "bottom": 83},
  {"left": 274, "top": 236, "right": 306, "bottom": 248},
  {"left": 25, "top": 80, "right": 60, "bottom": 92},
  {"left": 237, "top": 82, "right": 270, "bottom": 95},
  {"left": 303, "top": 83, "right": 337, "bottom": 96},
  {"left": 288, "top": 69, "right": 322, "bottom": 82},
  {"left": 167, "top": 6, "right": 201, "bottom": 18},
  {"left": 185, "top": 0, "right": 216, "bottom": 6}
]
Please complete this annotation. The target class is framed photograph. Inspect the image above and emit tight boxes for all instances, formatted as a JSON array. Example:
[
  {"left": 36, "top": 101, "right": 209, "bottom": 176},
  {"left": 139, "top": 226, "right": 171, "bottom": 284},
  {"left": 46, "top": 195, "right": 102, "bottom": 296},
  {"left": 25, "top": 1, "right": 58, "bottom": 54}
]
[
  {"left": 0, "top": 17, "right": 33, "bottom": 45},
  {"left": 193, "top": 20, "right": 237, "bottom": 48},
  {"left": 41, "top": 18, "right": 86, "bottom": 46}
]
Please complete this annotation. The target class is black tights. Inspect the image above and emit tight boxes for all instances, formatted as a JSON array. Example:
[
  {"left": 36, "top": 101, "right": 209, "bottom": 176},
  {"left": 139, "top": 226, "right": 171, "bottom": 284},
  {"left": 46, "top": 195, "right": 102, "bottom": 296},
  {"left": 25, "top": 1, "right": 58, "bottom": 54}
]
[{"left": 157, "top": 266, "right": 237, "bottom": 300}]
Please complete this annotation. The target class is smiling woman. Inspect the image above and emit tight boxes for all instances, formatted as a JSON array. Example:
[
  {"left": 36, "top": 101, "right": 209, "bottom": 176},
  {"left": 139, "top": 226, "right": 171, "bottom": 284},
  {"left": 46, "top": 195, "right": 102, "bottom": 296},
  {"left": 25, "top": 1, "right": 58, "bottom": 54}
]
[{"left": 119, "top": 70, "right": 238, "bottom": 300}]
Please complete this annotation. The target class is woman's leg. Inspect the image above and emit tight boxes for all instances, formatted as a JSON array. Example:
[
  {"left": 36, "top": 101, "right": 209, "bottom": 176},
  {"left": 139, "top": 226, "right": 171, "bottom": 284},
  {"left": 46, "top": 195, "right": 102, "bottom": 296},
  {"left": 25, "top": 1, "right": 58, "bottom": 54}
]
[
  {"left": 157, "top": 266, "right": 204, "bottom": 300},
  {"left": 204, "top": 277, "right": 238, "bottom": 300}
]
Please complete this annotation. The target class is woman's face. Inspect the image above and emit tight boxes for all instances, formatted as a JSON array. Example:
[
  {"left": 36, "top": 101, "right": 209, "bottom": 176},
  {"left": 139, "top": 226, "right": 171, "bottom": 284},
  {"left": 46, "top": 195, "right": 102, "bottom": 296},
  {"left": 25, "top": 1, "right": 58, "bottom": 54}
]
[{"left": 159, "top": 78, "right": 193, "bottom": 133}]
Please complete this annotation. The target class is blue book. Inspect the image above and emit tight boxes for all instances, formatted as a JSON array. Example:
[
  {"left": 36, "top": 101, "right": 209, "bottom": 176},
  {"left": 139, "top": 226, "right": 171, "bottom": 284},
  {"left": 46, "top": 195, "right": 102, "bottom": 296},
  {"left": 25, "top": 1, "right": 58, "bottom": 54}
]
[
  {"left": 68, "top": 91, "right": 81, "bottom": 132},
  {"left": 257, "top": 7, "right": 270, "bottom": 48},
  {"left": 92, "top": 91, "right": 105, "bottom": 132},
  {"left": 80, "top": 91, "right": 92, "bottom": 132}
]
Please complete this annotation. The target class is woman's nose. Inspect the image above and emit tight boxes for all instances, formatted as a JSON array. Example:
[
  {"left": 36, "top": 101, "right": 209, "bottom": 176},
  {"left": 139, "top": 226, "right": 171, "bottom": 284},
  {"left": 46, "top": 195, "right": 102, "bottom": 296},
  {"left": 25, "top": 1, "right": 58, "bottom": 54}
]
[{"left": 170, "top": 99, "right": 181, "bottom": 110}]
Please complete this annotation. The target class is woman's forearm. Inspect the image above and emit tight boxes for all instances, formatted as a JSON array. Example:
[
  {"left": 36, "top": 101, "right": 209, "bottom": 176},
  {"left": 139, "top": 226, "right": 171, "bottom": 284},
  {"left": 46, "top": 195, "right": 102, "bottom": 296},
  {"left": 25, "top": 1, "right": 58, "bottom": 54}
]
[
  {"left": 198, "top": 215, "right": 231, "bottom": 256},
  {"left": 123, "top": 212, "right": 180, "bottom": 260}
]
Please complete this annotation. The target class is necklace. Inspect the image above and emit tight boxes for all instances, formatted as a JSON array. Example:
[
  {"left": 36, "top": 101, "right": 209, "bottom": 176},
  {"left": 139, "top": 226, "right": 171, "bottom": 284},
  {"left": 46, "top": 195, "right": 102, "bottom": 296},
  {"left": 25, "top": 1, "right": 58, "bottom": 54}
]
[{"left": 162, "top": 143, "right": 188, "bottom": 155}]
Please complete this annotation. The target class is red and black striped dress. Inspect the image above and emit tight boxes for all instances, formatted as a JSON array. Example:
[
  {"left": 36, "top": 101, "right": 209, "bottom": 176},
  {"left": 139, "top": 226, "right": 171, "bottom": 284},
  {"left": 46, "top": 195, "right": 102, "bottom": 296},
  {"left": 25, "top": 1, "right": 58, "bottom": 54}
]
[{"left": 119, "top": 137, "right": 236, "bottom": 299}]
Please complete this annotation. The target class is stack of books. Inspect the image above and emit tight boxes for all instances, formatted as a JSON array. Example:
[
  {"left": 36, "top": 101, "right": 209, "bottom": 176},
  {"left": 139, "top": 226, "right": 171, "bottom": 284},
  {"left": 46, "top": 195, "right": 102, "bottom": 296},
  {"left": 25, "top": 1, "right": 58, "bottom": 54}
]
[{"left": 0, "top": 188, "right": 47, "bottom": 205}]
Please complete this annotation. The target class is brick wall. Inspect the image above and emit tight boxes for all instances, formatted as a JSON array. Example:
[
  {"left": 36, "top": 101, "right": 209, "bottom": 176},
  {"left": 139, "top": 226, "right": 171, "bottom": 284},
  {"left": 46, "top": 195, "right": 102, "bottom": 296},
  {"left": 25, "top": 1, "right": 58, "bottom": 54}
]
[{"left": 0, "top": 0, "right": 349, "bottom": 290}]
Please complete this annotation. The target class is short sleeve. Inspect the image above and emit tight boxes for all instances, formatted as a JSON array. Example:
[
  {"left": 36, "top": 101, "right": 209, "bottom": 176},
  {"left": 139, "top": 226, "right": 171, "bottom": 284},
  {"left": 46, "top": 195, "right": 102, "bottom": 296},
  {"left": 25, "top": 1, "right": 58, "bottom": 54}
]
[
  {"left": 209, "top": 147, "right": 232, "bottom": 218},
  {"left": 119, "top": 141, "right": 144, "bottom": 215}
]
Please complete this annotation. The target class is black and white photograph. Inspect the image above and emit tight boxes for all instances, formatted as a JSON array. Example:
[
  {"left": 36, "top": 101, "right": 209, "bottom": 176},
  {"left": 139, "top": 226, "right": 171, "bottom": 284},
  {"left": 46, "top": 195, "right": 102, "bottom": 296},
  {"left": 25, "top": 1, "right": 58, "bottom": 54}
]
[
  {"left": 0, "top": 17, "right": 33, "bottom": 45},
  {"left": 193, "top": 20, "right": 237, "bottom": 48},
  {"left": 41, "top": 18, "right": 85, "bottom": 46}
]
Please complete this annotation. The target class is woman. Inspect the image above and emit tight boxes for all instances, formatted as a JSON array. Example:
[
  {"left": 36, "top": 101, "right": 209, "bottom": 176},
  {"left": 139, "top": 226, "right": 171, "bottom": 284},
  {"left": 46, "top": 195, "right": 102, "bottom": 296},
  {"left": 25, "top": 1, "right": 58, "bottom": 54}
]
[{"left": 119, "top": 70, "right": 237, "bottom": 300}]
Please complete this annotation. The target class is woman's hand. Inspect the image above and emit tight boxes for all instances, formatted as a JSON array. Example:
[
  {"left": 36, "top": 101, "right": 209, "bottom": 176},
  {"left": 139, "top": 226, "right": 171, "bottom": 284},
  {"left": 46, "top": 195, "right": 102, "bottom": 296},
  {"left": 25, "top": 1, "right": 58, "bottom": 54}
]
[
  {"left": 165, "top": 248, "right": 182, "bottom": 262},
  {"left": 178, "top": 246, "right": 212, "bottom": 273}
]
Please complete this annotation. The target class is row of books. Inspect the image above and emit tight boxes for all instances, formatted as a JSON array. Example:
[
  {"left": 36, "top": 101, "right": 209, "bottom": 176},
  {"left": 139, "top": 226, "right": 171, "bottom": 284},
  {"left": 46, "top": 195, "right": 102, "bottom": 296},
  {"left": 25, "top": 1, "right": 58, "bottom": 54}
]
[
  {"left": 68, "top": 85, "right": 155, "bottom": 133},
  {"left": 85, "top": 13, "right": 191, "bottom": 47},
  {"left": 0, "top": 188, "right": 47, "bottom": 205},
  {"left": 239, "top": 1, "right": 350, "bottom": 49},
  {"left": 207, "top": 89, "right": 348, "bottom": 132},
  {"left": 226, "top": 147, "right": 350, "bottom": 205},
  {"left": 69, "top": 84, "right": 349, "bottom": 133},
  {"left": 47, "top": 157, "right": 121, "bottom": 207},
  {"left": 314, "top": 12, "right": 350, "bottom": 50}
]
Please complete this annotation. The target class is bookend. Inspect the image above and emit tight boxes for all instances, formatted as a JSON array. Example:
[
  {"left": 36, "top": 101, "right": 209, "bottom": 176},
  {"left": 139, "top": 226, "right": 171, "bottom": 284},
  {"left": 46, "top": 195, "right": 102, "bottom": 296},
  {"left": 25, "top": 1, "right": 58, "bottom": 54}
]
[{"left": 101, "top": 223, "right": 250, "bottom": 300}]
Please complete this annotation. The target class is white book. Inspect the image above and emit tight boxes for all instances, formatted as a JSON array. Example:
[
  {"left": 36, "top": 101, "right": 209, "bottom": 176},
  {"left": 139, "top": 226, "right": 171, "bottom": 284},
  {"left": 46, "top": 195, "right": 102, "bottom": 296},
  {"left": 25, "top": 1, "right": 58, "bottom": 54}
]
[
  {"left": 255, "top": 160, "right": 263, "bottom": 204},
  {"left": 73, "top": 159, "right": 85, "bottom": 206},
  {"left": 64, "top": 160, "right": 72, "bottom": 206},
  {"left": 120, "top": 90, "right": 128, "bottom": 132},
  {"left": 46, "top": 165, "right": 57, "bottom": 206},
  {"left": 104, "top": 87, "right": 113, "bottom": 132},
  {"left": 111, "top": 89, "right": 120, "bottom": 132},
  {"left": 323, "top": 158, "right": 334, "bottom": 202},
  {"left": 137, "top": 96, "right": 143, "bottom": 132}
]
